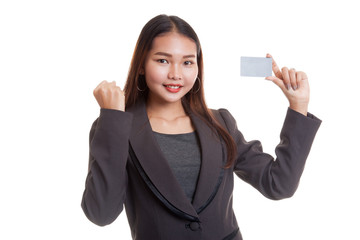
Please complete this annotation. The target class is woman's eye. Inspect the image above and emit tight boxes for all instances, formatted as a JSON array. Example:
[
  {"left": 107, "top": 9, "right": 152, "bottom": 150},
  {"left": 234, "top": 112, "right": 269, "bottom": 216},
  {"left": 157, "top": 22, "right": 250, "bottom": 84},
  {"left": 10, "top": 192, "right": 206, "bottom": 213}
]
[
  {"left": 184, "top": 61, "right": 193, "bottom": 65},
  {"left": 157, "top": 59, "right": 168, "bottom": 64}
]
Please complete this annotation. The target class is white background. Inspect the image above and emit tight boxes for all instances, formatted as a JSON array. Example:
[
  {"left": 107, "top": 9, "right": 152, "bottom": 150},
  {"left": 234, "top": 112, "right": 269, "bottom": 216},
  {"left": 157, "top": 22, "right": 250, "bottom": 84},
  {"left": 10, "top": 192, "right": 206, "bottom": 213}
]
[{"left": 1, "top": 0, "right": 359, "bottom": 239}]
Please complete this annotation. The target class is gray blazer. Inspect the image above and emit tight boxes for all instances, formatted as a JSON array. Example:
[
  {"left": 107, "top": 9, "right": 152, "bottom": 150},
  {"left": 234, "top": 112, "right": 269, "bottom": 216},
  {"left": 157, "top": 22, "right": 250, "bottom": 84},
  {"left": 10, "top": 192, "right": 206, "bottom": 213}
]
[{"left": 81, "top": 99, "right": 321, "bottom": 240}]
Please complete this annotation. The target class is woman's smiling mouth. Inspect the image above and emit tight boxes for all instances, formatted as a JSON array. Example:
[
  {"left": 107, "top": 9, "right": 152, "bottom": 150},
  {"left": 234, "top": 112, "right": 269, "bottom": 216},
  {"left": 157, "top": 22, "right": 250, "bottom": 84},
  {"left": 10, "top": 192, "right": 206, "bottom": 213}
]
[{"left": 163, "top": 84, "right": 183, "bottom": 93}]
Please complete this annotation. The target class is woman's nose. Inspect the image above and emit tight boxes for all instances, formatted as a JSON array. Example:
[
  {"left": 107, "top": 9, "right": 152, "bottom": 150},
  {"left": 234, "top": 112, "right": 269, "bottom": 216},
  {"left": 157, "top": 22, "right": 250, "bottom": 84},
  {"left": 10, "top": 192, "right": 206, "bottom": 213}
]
[{"left": 168, "top": 64, "right": 182, "bottom": 80}]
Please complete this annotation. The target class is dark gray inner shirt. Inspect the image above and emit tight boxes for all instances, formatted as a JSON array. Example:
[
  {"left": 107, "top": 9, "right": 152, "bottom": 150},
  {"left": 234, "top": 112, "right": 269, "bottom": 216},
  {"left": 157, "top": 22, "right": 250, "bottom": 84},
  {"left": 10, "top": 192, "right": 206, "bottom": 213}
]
[{"left": 153, "top": 131, "right": 201, "bottom": 201}]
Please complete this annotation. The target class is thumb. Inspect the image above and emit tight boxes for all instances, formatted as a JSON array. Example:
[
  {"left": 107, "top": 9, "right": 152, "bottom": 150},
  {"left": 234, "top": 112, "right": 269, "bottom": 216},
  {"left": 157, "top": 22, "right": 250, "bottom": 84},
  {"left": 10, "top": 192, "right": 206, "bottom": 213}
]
[{"left": 265, "top": 76, "right": 286, "bottom": 92}]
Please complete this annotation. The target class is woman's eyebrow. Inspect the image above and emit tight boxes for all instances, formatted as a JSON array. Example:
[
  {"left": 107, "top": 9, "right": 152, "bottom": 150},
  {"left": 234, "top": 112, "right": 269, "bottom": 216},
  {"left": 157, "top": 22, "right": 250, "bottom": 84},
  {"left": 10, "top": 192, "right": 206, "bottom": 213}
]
[
  {"left": 154, "top": 52, "right": 195, "bottom": 59},
  {"left": 154, "top": 52, "right": 172, "bottom": 57},
  {"left": 183, "top": 54, "right": 196, "bottom": 59}
]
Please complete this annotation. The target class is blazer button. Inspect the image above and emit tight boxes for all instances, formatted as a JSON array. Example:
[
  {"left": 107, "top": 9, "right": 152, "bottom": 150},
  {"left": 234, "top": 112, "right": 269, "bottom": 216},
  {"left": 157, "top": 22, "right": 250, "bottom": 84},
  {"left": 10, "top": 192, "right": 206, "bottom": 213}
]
[{"left": 189, "top": 221, "right": 201, "bottom": 231}]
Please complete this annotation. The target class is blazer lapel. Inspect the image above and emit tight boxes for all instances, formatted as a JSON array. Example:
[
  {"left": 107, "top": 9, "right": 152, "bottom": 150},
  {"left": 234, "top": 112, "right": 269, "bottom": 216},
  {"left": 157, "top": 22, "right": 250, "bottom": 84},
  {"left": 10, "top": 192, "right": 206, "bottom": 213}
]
[
  {"left": 127, "top": 100, "right": 198, "bottom": 219},
  {"left": 189, "top": 112, "right": 225, "bottom": 213}
]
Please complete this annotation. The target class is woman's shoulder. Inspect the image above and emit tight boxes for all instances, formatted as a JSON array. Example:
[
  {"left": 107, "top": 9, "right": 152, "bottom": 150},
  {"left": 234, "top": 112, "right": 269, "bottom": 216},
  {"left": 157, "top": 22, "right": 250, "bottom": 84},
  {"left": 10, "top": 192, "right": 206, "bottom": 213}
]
[
  {"left": 211, "top": 108, "right": 232, "bottom": 116},
  {"left": 210, "top": 108, "right": 237, "bottom": 133},
  {"left": 211, "top": 108, "right": 235, "bottom": 121}
]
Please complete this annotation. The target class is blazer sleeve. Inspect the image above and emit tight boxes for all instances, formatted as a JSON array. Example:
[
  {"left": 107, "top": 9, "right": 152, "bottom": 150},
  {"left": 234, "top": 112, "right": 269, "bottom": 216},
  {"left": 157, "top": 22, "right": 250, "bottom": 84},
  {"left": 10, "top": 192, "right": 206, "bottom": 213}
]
[
  {"left": 81, "top": 108, "right": 133, "bottom": 226},
  {"left": 218, "top": 108, "right": 321, "bottom": 200}
]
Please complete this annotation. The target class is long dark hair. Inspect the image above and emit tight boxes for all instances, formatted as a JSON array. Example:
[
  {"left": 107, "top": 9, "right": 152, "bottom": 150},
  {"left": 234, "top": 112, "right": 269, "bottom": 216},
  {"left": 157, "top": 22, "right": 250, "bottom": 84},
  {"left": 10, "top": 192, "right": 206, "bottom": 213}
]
[{"left": 124, "top": 14, "right": 236, "bottom": 168}]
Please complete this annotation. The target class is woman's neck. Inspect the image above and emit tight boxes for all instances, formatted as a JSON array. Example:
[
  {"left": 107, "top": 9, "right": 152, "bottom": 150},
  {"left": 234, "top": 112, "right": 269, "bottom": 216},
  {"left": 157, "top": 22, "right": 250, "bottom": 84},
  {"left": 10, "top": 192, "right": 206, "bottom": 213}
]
[
  {"left": 146, "top": 97, "right": 194, "bottom": 134},
  {"left": 146, "top": 98, "right": 187, "bottom": 121}
]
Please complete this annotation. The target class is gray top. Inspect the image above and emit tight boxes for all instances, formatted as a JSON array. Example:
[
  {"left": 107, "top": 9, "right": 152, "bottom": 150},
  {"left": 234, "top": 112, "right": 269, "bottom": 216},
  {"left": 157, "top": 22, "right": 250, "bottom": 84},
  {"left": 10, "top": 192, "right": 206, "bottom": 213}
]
[{"left": 153, "top": 131, "right": 201, "bottom": 201}]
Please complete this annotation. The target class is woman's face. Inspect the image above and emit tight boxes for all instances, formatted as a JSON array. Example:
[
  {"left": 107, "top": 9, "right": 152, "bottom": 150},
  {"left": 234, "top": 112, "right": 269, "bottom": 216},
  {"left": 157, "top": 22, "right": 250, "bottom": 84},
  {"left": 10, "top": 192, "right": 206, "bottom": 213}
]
[{"left": 144, "top": 32, "right": 198, "bottom": 104}]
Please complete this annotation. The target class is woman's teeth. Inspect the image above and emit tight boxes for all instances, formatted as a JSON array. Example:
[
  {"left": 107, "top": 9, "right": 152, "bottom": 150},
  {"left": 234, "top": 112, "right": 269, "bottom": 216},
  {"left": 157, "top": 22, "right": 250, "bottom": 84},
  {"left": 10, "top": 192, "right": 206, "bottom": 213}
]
[{"left": 165, "top": 85, "right": 180, "bottom": 89}]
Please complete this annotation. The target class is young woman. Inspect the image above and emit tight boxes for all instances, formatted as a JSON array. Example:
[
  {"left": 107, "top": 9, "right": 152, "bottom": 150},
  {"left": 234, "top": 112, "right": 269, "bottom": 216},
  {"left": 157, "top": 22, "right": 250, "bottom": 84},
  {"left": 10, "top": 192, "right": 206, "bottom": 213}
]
[{"left": 81, "top": 14, "right": 321, "bottom": 240}]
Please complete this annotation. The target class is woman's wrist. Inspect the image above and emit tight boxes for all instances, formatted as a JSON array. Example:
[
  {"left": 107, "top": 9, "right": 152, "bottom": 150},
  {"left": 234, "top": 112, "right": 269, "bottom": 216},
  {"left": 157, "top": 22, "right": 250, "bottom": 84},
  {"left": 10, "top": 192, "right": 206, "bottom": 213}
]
[{"left": 289, "top": 103, "right": 308, "bottom": 116}]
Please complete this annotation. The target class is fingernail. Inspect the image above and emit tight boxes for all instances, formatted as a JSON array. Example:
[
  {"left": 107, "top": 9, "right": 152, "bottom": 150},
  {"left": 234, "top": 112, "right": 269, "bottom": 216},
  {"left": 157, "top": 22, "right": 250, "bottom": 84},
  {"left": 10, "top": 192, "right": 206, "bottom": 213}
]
[
  {"left": 286, "top": 83, "right": 291, "bottom": 90},
  {"left": 292, "top": 85, "right": 298, "bottom": 91}
]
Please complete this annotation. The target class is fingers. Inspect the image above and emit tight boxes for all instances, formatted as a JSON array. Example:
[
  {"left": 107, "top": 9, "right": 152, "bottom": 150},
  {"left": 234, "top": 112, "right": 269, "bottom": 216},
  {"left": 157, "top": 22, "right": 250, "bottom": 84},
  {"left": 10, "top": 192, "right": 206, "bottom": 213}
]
[
  {"left": 267, "top": 53, "right": 282, "bottom": 80},
  {"left": 281, "top": 67, "right": 290, "bottom": 90},
  {"left": 94, "top": 80, "right": 119, "bottom": 91},
  {"left": 94, "top": 80, "right": 106, "bottom": 92},
  {"left": 274, "top": 66, "right": 301, "bottom": 91},
  {"left": 266, "top": 54, "right": 303, "bottom": 91},
  {"left": 289, "top": 68, "right": 297, "bottom": 90},
  {"left": 296, "top": 71, "right": 309, "bottom": 89},
  {"left": 295, "top": 70, "right": 302, "bottom": 89},
  {"left": 93, "top": 80, "right": 125, "bottom": 111},
  {"left": 284, "top": 67, "right": 307, "bottom": 91},
  {"left": 266, "top": 67, "right": 308, "bottom": 92}
]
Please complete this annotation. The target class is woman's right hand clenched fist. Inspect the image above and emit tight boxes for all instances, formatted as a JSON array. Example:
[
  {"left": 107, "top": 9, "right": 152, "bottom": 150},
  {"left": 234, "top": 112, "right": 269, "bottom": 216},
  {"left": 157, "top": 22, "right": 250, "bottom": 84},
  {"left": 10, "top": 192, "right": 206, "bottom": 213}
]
[{"left": 93, "top": 80, "right": 125, "bottom": 111}]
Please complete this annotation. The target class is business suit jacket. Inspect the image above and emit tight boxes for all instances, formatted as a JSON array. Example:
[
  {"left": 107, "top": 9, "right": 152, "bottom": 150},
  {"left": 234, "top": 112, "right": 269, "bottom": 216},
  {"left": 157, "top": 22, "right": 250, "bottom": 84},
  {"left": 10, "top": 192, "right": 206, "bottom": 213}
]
[{"left": 81, "top": 99, "right": 321, "bottom": 240}]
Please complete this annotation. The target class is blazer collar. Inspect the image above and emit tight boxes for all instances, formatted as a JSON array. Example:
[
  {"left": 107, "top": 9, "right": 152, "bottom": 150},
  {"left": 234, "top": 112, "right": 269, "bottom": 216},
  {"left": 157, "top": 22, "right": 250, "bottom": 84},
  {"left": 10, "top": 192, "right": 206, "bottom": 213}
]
[{"left": 127, "top": 99, "right": 225, "bottom": 218}]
